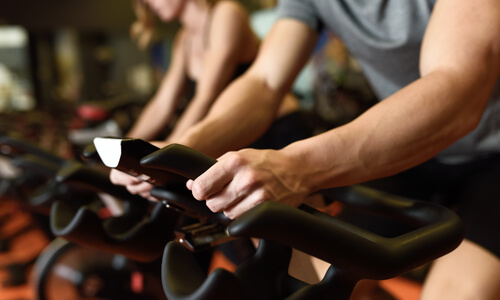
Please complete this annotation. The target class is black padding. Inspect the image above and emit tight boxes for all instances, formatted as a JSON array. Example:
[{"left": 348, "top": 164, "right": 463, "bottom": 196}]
[
  {"left": 0, "top": 135, "right": 64, "bottom": 165},
  {"left": 140, "top": 143, "right": 217, "bottom": 180},
  {"left": 285, "top": 266, "right": 356, "bottom": 300},
  {"left": 234, "top": 239, "right": 298, "bottom": 300},
  {"left": 162, "top": 241, "right": 244, "bottom": 300},
  {"left": 140, "top": 143, "right": 231, "bottom": 224},
  {"left": 151, "top": 184, "right": 231, "bottom": 225},
  {"left": 228, "top": 190, "right": 463, "bottom": 279},
  {"left": 97, "top": 138, "right": 184, "bottom": 185},
  {"left": 81, "top": 142, "right": 100, "bottom": 161},
  {"left": 55, "top": 161, "right": 149, "bottom": 205},
  {"left": 10, "top": 154, "right": 63, "bottom": 178},
  {"left": 27, "top": 179, "right": 94, "bottom": 215},
  {"left": 50, "top": 200, "right": 179, "bottom": 262},
  {"left": 130, "top": 143, "right": 464, "bottom": 299},
  {"left": 50, "top": 201, "right": 106, "bottom": 243}
]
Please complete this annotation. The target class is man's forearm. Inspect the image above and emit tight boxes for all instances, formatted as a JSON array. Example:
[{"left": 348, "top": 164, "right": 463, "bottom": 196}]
[
  {"left": 177, "top": 74, "right": 283, "bottom": 157},
  {"left": 166, "top": 94, "right": 214, "bottom": 143},
  {"left": 283, "top": 69, "right": 496, "bottom": 193}
]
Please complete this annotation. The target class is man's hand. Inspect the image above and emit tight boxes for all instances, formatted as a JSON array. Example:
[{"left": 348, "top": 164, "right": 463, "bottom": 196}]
[
  {"left": 186, "top": 148, "right": 310, "bottom": 219},
  {"left": 109, "top": 168, "right": 157, "bottom": 201}
]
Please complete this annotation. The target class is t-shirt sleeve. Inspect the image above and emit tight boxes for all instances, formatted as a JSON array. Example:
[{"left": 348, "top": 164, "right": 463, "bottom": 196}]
[{"left": 276, "top": 0, "right": 322, "bottom": 32}]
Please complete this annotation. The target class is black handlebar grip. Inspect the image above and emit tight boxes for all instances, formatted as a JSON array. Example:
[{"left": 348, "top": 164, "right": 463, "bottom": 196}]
[
  {"left": 93, "top": 137, "right": 184, "bottom": 185},
  {"left": 55, "top": 160, "right": 149, "bottom": 205},
  {"left": 141, "top": 144, "right": 231, "bottom": 225},
  {"left": 94, "top": 138, "right": 229, "bottom": 224},
  {"left": 0, "top": 135, "right": 64, "bottom": 165},
  {"left": 228, "top": 189, "right": 464, "bottom": 279},
  {"left": 81, "top": 143, "right": 101, "bottom": 162},
  {"left": 140, "top": 144, "right": 217, "bottom": 179},
  {"left": 10, "top": 154, "right": 63, "bottom": 178}
]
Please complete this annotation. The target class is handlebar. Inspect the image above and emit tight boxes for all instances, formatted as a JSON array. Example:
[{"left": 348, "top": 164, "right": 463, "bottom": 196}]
[
  {"left": 140, "top": 143, "right": 232, "bottom": 225},
  {"left": 140, "top": 143, "right": 217, "bottom": 179},
  {"left": 121, "top": 140, "right": 464, "bottom": 300},
  {"left": 51, "top": 159, "right": 179, "bottom": 262},
  {"left": 93, "top": 137, "right": 184, "bottom": 185},
  {"left": 0, "top": 135, "right": 64, "bottom": 166},
  {"left": 55, "top": 160, "right": 148, "bottom": 205},
  {"left": 93, "top": 138, "right": 230, "bottom": 225},
  {"left": 229, "top": 189, "right": 463, "bottom": 279}
]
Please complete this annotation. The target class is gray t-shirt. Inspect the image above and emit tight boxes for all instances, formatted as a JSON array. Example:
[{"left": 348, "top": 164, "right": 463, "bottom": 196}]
[{"left": 277, "top": 0, "right": 500, "bottom": 162}]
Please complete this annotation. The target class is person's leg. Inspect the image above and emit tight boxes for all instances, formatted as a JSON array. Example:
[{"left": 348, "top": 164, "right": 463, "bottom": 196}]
[
  {"left": 360, "top": 155, "right": 500, "bottom": 299},
  {"left": 350, "top": 280, "right": 397, "bottom": 300},
  {"left": 420, "top": 156, "right": 500, "bottom": 299},
  {"left": 421, "top": 239, "right": 500, "bottom": 300},
  {"left": 289, "top": 253, "right": 397, "bottom": 300}
]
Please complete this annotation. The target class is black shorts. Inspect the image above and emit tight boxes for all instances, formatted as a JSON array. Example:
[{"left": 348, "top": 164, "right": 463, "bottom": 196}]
[
  {"left": 249, "top": 110, "right": 313, "bottom": 150},
  {"left": 352, "top": 153, "right": 500, "bottom": 259}
]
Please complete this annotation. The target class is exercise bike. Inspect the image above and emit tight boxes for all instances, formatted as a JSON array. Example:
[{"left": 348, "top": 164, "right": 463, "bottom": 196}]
[
  {"left": 0, "top": 135, "right": 167, "bottom": 300},
  {"left": 93, "top": 137, "right": 464, "bottom": 300}
]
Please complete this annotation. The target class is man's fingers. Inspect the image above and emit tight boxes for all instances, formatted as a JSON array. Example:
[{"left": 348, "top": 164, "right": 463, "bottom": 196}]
[
  {"left": 204, "top": 186, "right": 244, "bottom": 213},
  {"left": 186, "top": 179, "right": 194, "bottom": 190},
  {"left": 220, "top": 189, "right": 269, "bottom": 219},
  {"left": 191, "top": 154, "right": 243, "bottom": 200}
]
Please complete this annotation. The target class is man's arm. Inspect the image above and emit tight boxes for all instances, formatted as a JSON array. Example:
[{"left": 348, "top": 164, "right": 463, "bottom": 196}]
[
  {"left": 189, "top": 0, "right": 500, "bottom": 219},
  {"left": 290, "top": 0, "right": 500, "bottom": 189}
]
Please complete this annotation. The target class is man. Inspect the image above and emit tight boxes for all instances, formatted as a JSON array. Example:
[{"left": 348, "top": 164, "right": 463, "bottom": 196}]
[{"left": 116, "top": 0, "right": 500, "bottom": 298}]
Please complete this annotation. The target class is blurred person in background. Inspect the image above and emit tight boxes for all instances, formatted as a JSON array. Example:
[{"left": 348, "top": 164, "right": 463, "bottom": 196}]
[
  {"left": 112, "top": 0, "right": 304, "bottom": 195},
  {"left": 110, "top": 0, "right": 309, "bottom": 267}
]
